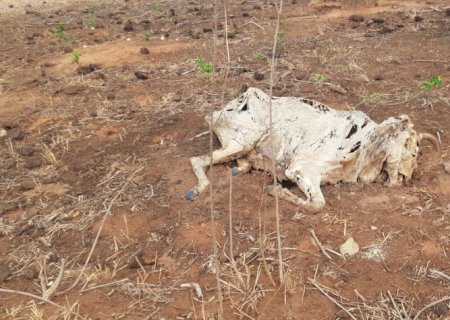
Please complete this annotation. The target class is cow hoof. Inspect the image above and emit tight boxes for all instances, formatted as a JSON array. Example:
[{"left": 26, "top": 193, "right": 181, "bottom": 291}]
[
  {"left": 231, "top": 167, "right": 240, "bottom": 176},
  {"left": 184, "top": 189, "right": 197, "bottom": 201}
]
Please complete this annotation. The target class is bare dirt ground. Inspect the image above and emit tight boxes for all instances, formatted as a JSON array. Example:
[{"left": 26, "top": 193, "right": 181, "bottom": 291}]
[{"left": 1, "top": 0, "right": 450, "bottom": 319}]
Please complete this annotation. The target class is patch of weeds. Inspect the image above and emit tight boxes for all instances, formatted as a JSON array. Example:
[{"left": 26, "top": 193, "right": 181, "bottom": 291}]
[
  {"left": 195, "top": 58, "right": 213, "bottom": 74},
  {"left": 153, "top": 1, "right": 166, "bottom": 12},
  {"left": 143, "top": 31, "right": 150, "bottom": 41},
  {"left": 420, "top": 75, "right": 443, "bottom": 91},
  {"left": 71, "top": 51, "right": 81, "bottom": 64},
  {"left": 51, "top": 21, "right": 72, "bottom": 42},
  {"left": 368, "top": 92, "right": 381, "bottom": 100},
  {"left": 323, "top": 39, "right": 334, "bottom": 50},
  {"left": 83, "top": 8, "right": 97, "bottom": 28},
  {"left": 251, "top": 51, "right": 269, "bottom": 63},
  {"left": 313, "top": 73, "right": 326, "bottom": 83}
]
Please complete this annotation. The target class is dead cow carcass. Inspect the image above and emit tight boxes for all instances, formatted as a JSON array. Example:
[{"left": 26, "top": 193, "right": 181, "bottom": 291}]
[{"left": 185, "top": 87, "right": 438, "bottom": 213}]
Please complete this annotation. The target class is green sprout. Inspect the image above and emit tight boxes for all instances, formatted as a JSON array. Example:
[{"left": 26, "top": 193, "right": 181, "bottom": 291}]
[
  {"left": 143, "top": 31, "right": 150, "bottom": 41},
  {"left": 368, "top": 92, "right": 381, "bottom": 100},
  {"left": 195, "top": 58, "right": 213, "bottom": 74},
  {"left": 51, "top": 21, "right": 72, "bottom": 42},
  {"left": 71, "top": 51, "right": 81, "bottom": 64},
  {"left": 420, "top": 75, "right": 443, "bottom": 91},
  {"left": 313, "top": 73, "right": 326, "bottom": 83}
]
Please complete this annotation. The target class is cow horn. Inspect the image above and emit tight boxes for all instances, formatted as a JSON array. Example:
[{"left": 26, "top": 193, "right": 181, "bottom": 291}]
[{"left": 420, "top": 132, "right": 440, "bottom": 152}]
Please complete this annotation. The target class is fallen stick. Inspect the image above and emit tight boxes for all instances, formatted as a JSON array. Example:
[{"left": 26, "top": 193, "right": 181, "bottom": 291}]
[
  {"left": 308, "top": 278, "right": 357, "bottom": 320},
  {"left": 309, "top": 229, "right": 332, "bottom": 260}
]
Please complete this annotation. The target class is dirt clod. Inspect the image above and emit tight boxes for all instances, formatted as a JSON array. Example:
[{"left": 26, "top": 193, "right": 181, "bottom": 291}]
[
  {"left": 0, "top": 261, "right": 11, "bottom": 282},
  {"left": 18, "top": 147, "right": 35, "bottom": 157},
  {"left": 433, "top": 302, "right": 449, "bottom": 316},
  {"left": 64, "top": 86, "right": 84, "bottom": 95},
  {"left": 135, "top": 71, "right": 149, "bottom": 80},
  {"left": 140, "top": 47, "right": 150, "bottom": 54},
  {"left": 123, "top": 20, "right": 134, "bottom": 32},
  {"left": 127, "top": 252, "right": 144, "bottom": 269},
  {"left": 254, "top": 72, "right": 264, "bottom": 80},
  {"left": 62, "top": 46, "right": 74, "bottom": 53},
  {"left": 0, "top": 202, "right": 18, "bottom": 216},
  {"left": 19, "top": 180, "right": 35, "bottom": 191},
  {"left": 349, "top": 15, "right": 364, "bottom": 22},
  {"left": 24, "top": 160, "right": 42, "bottom": 170},
  {"left": 76, "top": 64, "right": 101, "bottom": 75}
]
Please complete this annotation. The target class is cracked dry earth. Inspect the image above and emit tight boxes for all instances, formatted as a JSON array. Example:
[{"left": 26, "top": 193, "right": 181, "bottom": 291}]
[{"left": 0, "top": 0, "right": 450, "bottom": 319}]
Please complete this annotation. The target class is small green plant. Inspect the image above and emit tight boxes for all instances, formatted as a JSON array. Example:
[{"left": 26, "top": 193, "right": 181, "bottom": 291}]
[
  {"left": 368, "top": 92, "right": 381, "bottom": 100},
  {"left": 251, "top": 51, "right": 267, "bottom": 61},
  {"left": 195, "top": 58, "right": 213, "bottom": 74},
  {"left": 420, "top": 75, "right": 443, "bottom": 91},
  {"left": 323, "top": 39, "right": 334, "bottom": 50},
  {"left": 83, "top": 8, "right": 97, "bottom": 28},
  {"left": 313, "top": 73, "right": 326, "bottom": 83},
  {"left": 143, "top": 31, "right": 150, "bottom": 41},
  {"left": 277, "top": 31, "right": 286, "bottom": 39},
  {"left": 71, "top": 51, "right": 81, "bottom": 64},
  {"left": 51, "top": 21, "right": 72, "bottom": 42}
]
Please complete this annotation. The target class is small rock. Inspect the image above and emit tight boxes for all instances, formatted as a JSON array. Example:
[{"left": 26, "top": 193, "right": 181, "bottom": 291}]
[
  {"left": 242, "top": 12, "right": 250, "bottom": 18},
  {"left": 0, "top": 262, "right": 11, "bottom": 282},
  {"left": 372, "top": 18, "right": 384, "bottom": 24},
  {"left": 203, "top": 27, "right": 213, "bottom": 33},
  {"left": 254, "top": 72, "right": 264, "bottom": 80},
  {"left": 374, "top": 75, "right": 383, "bottom": 81},
  {"left": 349, "top": 15, "right": 364, "bottom": 22},
  {"left": 135, "top": 71, "right": 149, "bottom": 80},
  {"left": 379, "top": 25, "right": 396, "bottom": 34},
  {"left": 76, "top": 64, "right": 100, "bottom": 75},
  {"left": 340, "top": 237, "right": 360, "bottom": 256},
  {"left": 64, "top": 86, "right": 83, "bottom": 95},
  {"left": 123, "top": 20, "right": 134, "bottom": 32},
  {"left": 0, "top": 202, "right": 18, "bottom": 216},
  {"left": 433, "top": 302, "right": 449, "bottom": 317},
  {"left": 127, "top": 252, "right": 144, "bottom": 269},
  {"left": 414, "top": 15, "right": 423, "bottom": 22},
  {"left": 370, "top": 225, "right": 378, "bottom": 231},
  {"left": 19, "top": 180, "right": 35, "bottom": 191},
  {"left": 140, "top": 47, "right": 149, "bottom": 54},
  {"left": 24, "top": 160, "right": 42, "bottom": 170},
  {"left": 444, "top": 162, "right": 450, "bottom": 174},
  {"left": 106, "top": 93, "right": 116, "bottom": 100},
  {"left": 293, "top": 70, "right": 307, "bottom": 80},
  {"left": 61, "top": 46, "right": 73, "bottom": 53},
  {"left": 0, "top": 129, "right": 6, "bottom": 137}
]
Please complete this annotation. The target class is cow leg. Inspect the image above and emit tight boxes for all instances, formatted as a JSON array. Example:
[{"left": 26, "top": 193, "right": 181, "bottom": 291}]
[
  {"left": 185, "top": 144, "right": 248, "bottom": 201},
  {"left": 231, "top": 158, "right": 251, "bottom": 176},
  {"left": 265, "top": 168, "right": 324, "bottom": 213}
]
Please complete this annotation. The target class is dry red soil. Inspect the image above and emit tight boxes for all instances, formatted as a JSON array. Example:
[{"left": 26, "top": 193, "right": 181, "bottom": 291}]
[{"left": 1, "top": 0, "right": 450, "bottom": 319}]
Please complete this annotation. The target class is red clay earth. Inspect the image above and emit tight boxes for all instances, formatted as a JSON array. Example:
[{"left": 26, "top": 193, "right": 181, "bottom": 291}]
[{"left": 0, "top": 0, "right": 450, "bottom": 319}]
